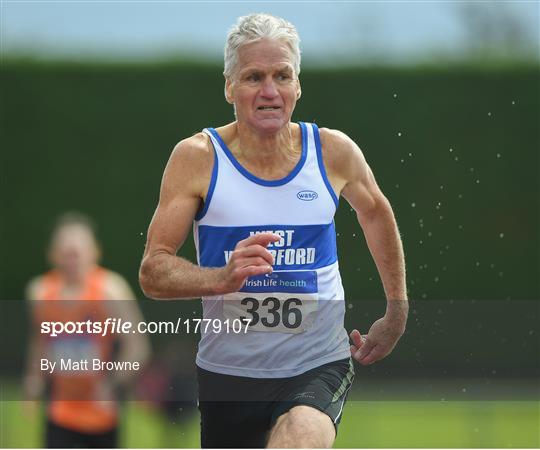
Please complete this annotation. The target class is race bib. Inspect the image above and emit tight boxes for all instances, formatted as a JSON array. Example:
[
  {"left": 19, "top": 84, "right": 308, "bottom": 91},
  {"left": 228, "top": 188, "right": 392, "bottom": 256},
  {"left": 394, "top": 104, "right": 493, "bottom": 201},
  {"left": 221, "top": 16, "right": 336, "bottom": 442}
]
[
  {"left": 49, "top": 337, "right": 101, "bottom": 373},
  {"left": 223, "top": 271, "right": 318, "bottom": 334}
]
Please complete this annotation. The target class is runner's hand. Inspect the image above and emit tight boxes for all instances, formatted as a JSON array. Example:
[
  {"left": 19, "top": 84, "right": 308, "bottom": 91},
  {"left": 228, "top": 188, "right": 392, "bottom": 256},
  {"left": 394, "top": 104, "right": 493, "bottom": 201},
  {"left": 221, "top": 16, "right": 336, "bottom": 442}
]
[
  {"left": 349, "top": 315, "right": 405, "bottom": 366},
  {"left": 216, "top": 233, "right": 280, "bottom": 294}
]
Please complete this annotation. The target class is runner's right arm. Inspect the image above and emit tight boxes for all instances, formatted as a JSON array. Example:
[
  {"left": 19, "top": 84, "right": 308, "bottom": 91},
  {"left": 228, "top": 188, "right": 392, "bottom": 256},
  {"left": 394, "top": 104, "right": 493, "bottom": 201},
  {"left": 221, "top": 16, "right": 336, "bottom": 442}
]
[{"left": 139, "top": 135, "right": 278, "bottom": 300}]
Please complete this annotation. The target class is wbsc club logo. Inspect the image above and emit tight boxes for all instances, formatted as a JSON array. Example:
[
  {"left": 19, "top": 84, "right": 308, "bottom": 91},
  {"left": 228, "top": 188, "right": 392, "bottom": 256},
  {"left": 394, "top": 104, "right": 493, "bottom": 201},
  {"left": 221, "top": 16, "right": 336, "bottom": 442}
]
[{"left": 297, "top": 190, "right": 318, "bottom": 201}]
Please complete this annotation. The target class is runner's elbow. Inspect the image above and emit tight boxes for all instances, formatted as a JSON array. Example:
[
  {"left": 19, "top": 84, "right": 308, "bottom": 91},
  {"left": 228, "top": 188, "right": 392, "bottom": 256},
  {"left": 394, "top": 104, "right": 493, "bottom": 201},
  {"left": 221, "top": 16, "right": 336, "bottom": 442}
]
[{"left": 138, "top": 257, "right": 164, "bottom": 300}]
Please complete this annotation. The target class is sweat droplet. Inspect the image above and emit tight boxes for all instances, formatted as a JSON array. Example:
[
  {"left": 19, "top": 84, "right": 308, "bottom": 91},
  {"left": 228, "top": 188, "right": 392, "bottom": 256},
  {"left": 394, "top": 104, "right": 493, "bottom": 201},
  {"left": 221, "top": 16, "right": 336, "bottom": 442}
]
[
  {"left": 499, "top": 233, "right": 504, "bottom": 238},
  {"left": 488, "top": 112, "right": 492, "bottom": 116},
  {"left": 511, "top": 100, "right": 515, "bottom": 105},
  {"left": 393, "top": 93, "right": 398, "bottom": 98},
  {"left": 398, "top": 132, "right": 402, "bottom": 137},
  {"left": 497, "top": 153, "right": 501, "bottom": 158},
  {"left": 411, "top": 202, "right": 416, "bottom": 208}
]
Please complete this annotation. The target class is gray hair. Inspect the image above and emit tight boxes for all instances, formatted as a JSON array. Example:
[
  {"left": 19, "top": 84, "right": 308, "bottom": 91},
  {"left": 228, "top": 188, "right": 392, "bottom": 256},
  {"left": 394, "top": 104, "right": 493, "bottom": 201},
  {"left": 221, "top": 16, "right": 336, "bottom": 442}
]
[{"left": 224, "top": 13, "right": 301, "bottom": 79}]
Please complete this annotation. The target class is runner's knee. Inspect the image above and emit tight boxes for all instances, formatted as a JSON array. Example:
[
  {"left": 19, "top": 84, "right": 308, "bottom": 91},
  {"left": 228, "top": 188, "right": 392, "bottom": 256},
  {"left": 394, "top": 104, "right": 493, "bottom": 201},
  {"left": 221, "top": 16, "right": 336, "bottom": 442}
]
[{"left": 269, "top": 405, "right": 335, "bottom": 448}]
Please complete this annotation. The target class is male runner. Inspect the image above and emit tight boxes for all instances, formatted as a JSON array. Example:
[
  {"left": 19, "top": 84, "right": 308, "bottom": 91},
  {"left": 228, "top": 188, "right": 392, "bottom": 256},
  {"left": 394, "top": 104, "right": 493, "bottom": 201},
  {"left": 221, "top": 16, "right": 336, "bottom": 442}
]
[
  {"left": 140, "top": 13, "right": 408, "bottom": 448},
  {"left": 24, "top": 213, "right": 150, "bottom": 448}
]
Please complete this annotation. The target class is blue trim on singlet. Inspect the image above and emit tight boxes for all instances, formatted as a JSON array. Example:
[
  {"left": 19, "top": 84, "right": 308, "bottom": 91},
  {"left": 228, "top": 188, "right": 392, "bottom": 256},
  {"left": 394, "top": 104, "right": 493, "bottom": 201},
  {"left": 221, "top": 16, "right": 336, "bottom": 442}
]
[
  {"left": 312, "top": 123, "right": 339, "bottom": 208},
  {"left": 206, "top": 122, "right": 308, "bottom": 187},
  {"left": 198, "top": 222, "right": 338, "bottom": 270},
  {"left": 194, "top": 139, "right": 219, "bottom": 221}
]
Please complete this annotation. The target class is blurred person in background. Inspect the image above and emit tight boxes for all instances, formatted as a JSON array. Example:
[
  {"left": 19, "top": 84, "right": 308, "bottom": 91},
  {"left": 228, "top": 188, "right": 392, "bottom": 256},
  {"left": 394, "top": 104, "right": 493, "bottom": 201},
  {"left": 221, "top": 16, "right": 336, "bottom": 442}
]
[
  {"left": 24, "top": 212, "right": 151, "bottom": 448},
  {"left": 140, "top": 13, "right": 408, "bottom": 448}
]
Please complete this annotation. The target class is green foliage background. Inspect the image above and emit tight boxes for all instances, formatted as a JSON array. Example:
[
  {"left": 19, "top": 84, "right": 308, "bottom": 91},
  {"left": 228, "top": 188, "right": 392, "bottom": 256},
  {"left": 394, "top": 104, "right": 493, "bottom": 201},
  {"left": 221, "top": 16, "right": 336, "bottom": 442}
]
[
  {"left": 0, "top": 60, "right": 539, "bottom": 449},
  {"left": 1, "top": 62, "right": 538, "bottom": 373}
]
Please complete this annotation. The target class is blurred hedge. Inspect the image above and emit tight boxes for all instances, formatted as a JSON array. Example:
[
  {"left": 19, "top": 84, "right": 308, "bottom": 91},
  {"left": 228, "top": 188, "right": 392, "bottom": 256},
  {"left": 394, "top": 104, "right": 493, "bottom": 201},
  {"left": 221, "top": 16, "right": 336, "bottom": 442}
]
[
  {"left": 1, "top": 61, "right": 538, "bottom": 301},
  {"left": 0, "top": 61, "right": 538, "bottom": 375}
]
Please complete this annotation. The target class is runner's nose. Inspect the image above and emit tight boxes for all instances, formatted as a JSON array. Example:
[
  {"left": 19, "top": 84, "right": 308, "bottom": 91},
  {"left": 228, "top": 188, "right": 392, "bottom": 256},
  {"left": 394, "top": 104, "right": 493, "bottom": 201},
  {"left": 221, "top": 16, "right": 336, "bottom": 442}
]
[{"left": 260, "top": 79, "right": 279, "bottom": 98}]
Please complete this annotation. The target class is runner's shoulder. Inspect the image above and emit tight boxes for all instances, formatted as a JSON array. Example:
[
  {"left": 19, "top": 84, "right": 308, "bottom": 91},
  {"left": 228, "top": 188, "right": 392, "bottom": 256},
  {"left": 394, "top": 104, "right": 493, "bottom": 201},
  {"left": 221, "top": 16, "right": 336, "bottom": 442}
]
[
  {"left": 102, "top": 269, "right": 128, "bottom": 288},
  {"left": 170, "top": 132, "right": 214, "bottom": 171},
  {"left": 162, "top": 133, "right": 215, "bottom": 196},
  {"left": 101, "top": 269, "right": 135, "bottom": 301},
  {"left": 25, "top": 275, "right": 45, "bottom": 301},
  {"left": 318, "top": 127, "right": 365, "bottom": 176}
]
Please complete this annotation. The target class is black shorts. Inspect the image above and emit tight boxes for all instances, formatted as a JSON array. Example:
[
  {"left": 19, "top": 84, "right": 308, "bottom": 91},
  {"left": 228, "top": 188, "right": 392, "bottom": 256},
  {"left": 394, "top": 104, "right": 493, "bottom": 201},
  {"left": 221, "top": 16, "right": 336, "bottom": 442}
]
[
  {"left": 198, "top": 358, "right": 354, "bottom": 448},
  {"left": 45, "top": 420, "right": 118, "bottom": 448}
]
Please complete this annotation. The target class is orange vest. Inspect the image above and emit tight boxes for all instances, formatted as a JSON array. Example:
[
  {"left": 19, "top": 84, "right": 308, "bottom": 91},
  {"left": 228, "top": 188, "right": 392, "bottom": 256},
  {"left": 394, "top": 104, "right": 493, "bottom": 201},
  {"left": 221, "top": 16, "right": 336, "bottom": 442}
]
[{"left": 35, "top": 266, "right": 118, "bottom": 434}]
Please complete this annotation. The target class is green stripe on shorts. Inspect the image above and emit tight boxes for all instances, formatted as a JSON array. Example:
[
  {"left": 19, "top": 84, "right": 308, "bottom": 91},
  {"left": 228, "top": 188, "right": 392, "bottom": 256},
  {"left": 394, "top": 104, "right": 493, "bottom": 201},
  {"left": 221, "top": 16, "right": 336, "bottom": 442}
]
[{"left": 331, "top": 358, "right": 355, "bottom": 403}]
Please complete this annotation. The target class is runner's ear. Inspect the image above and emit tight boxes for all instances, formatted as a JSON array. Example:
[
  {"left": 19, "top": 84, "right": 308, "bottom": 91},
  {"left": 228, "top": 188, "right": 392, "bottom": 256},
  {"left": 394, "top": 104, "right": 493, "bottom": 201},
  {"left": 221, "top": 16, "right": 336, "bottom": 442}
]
[{"left": 225, "top": 78, "right": 234, "bottom": 104}]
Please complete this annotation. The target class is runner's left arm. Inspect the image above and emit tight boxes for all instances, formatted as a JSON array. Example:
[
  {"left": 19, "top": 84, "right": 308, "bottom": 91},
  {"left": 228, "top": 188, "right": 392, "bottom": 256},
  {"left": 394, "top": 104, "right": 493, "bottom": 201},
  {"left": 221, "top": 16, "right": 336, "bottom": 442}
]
[{"left": 322, "top": 129, "right": 408, "bottom": 366}]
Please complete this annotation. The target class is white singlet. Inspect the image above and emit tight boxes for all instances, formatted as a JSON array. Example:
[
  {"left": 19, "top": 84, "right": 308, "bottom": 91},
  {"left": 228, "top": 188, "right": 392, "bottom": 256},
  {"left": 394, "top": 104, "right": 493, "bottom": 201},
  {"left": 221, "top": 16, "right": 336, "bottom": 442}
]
[{"left": 193, "top": 122, "right": 350, "bottom": 378}]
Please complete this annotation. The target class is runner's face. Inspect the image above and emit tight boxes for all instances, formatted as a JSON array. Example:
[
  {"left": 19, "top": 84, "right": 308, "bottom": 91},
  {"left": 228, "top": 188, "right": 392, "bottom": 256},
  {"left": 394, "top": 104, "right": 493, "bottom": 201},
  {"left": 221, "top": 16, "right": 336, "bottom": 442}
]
[
  {"left": 49, "top": 225, "right": 99, "bottom": 277},
  {"left": 226, "top": 39, "right": 300, "bottom": 134}
]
